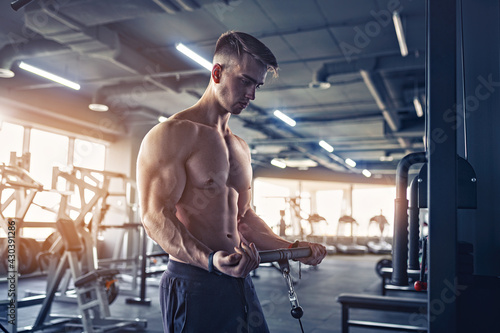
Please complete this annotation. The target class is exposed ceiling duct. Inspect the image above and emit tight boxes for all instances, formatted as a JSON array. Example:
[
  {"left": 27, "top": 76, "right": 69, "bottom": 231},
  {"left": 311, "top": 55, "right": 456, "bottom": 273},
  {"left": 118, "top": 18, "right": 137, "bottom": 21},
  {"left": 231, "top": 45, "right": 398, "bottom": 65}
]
[
  {"left": 312, "top": 53, "right": 424, "bottom": 84},
  {"left": 310, "top": 53, "right": 425, "bottom": 155},
  {"left": 0, "top": 39, "right": 71, "bottom": 78},
  {"left": 12, "top": 0, "right": 224, "bottom": 117},
  {"left": 91, "top": 74, "right": 209, "bottom": 112}
]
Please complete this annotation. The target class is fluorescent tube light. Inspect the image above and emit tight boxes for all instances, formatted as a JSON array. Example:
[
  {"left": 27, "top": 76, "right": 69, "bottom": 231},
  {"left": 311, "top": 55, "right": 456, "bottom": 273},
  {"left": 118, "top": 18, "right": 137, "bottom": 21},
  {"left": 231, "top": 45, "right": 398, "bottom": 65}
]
[
  {"left": 89, "top": 103, "right": 109, "bottom": 112},
  {"left": 362, "top": 169, "right": 372, "bottom": 178},
  {"left": 19, "top": 61, "right": 80, "bottom": 90},
  {"left": 345, "top": 158, "right": 357, "bottom": 167},
  {"left": 273, "top": 110, "right": 296, "bottom": 127},
  {"left": 319, "top": 140, "right": 334, "bottom": 153},
  {"left": 379, "top": 155, "right": 394, "bottom": 162},
  {"left": 392, "top": 11, "right": 408, "bottom": 57},
  {"left": 0, "top": 68, "right": 15, "bottom": 78},
  {"left": 175, "top": 43, "right": 212, "bottom": 71},
  {"left": 413, "top": 96, "right": 424, "bottom": 117},
  {"left": 271, "top": 158, "right": 286, "bottom": 169}
]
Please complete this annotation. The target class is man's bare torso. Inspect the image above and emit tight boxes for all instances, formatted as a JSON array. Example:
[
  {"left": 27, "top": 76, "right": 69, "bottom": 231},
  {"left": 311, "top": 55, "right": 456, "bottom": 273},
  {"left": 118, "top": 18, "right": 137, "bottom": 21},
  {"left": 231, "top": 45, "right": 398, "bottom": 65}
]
[{"left": 169, "top": 116, "right": 252, "bottom": 261}]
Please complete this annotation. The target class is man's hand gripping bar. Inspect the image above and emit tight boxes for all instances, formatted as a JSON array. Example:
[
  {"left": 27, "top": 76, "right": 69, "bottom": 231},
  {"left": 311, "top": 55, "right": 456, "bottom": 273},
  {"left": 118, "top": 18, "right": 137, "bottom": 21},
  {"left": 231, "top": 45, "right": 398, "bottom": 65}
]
[{"left": 259, "top": 247, "right": 312, "bottom": 263}]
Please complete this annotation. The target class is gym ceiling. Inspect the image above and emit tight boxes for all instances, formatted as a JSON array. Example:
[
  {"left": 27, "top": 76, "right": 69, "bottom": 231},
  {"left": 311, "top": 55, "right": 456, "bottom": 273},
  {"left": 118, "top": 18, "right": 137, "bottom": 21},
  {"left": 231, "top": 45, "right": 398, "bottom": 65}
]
[{"left": 0, "top": 0, "right": 426, "bottom": 182}]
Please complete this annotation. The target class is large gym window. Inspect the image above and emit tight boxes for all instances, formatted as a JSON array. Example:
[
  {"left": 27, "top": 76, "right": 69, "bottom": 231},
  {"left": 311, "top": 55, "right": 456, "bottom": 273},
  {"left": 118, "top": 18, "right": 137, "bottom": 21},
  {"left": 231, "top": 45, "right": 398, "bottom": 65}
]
[
  {"left": 73, "top": 138, "right": 106, "bottom": 170},
  {"left": 29, "top": 129, "right": 69, "bottom": 187},
  {"left": 253, "top": 179, "right": 291, "bottom": 235},
  {"left": 352, "top": 186, "right": 395, "bottom": 237},
  {"left": 0, "top": 122, "right": 24, "bottom": 163},
  {"left": 0, "top": 122, "right": 107, "bottom": 240},
  {"left": 316, "top": 189, "right": 344, "bottom": 235}
]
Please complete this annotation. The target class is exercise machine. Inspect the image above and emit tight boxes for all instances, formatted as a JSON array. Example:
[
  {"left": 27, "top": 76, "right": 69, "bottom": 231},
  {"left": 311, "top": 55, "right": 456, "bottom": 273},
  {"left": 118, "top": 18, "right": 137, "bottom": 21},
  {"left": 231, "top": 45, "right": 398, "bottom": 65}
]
[
  {"left": 335, "top": 215, "right": 367, "bottom": 254},
  {"left": 19, "top": 219, "right": 146, "bottom": 332},
  {"left": 366, "top": 211, "right": 392, "bottom": 254}
]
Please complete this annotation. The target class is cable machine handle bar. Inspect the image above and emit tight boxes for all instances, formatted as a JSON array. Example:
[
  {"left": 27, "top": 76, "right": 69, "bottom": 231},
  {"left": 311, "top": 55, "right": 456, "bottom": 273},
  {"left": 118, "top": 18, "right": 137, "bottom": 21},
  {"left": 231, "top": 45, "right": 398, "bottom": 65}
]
[{"left": 259, "top": 247, "right": 311, "bottom": 263}]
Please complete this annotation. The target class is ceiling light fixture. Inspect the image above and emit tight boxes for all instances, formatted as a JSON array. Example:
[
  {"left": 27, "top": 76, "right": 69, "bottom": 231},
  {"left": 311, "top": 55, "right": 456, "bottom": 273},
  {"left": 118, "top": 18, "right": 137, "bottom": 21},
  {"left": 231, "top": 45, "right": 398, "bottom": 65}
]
[
  {"left": 88, "top": 92, "right": 109, "bottom": 112},
  {"left": 319, "top": 140, "right": 334, "bottom": 153},
  {"left": 0, "top": 68, "right": 15, "bottom": 78},
  {"left": 345, "top": 158, "right": 357, "bottom": 167},
  {"left": 175, "top": 43, "right": 212, "bottom": 71},
  {"left": 273, "top": 110, "right": 296, "bottom": 127},
  {"left": 393, "top": 11, "right": 408, "bottom": 57},
  {"left": 270, "top": 158, "right": 286, "bottom": 169},
  {"left": 308, "top": 81, "right": 331, "bottom": 90},
  {"left": 19, "top": 61, "right": 80, "bottom": 90},
  {"left": 158, "top": 116, "right": 168, "bottom": 123},
  {"left": 413, "top": 96, "right": 424, "bottom": 117},
  {"left": 362, "top": 169, "right": 372, "bottom": 177},
  {"left": 88, "top": 103, "right": 109, "bottom": 112}
]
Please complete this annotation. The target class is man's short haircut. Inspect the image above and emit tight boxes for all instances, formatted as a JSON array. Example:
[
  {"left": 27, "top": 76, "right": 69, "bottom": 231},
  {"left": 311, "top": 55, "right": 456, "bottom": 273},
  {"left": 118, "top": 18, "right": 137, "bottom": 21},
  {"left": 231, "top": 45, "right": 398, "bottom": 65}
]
[{"left": 214, "top": 31, "right": 278, "bottom": 77}]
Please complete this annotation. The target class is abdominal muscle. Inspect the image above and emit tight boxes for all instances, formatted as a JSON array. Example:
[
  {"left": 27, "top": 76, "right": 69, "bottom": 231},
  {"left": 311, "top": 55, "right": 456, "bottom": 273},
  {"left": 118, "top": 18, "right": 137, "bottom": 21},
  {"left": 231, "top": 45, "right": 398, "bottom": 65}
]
[{"left": 169, "top": 185, "right": 242, "bottom": 263}]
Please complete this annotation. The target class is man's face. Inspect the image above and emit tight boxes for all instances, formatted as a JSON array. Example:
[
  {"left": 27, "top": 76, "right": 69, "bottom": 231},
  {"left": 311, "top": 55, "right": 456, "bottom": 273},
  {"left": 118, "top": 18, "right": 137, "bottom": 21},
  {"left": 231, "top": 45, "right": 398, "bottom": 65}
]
[{"left": 216, "top": 53, "right": 268, "bottom": 115}]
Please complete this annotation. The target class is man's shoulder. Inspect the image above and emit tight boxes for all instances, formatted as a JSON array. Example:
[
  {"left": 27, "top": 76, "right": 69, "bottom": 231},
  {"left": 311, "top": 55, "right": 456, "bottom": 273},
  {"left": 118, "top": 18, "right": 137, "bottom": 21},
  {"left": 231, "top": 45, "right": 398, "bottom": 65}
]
[
  {"left": 148, "top": 117, "right": 198, "bottom": 138},
  {"left": 140, "top": 118, "right": 198, "bottom": 156}
]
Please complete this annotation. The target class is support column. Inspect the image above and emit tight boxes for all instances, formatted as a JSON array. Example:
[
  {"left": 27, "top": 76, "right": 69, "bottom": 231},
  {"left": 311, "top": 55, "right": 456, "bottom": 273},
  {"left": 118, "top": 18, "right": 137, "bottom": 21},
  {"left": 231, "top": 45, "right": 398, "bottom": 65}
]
[{"left": 426, "top": 0, "right": 457, "bottom": 332}]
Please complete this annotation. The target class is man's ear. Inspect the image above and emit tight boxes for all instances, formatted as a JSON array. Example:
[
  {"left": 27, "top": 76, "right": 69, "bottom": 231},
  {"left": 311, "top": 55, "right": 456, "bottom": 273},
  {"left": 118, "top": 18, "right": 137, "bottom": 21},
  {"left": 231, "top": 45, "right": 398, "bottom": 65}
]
[{"left": 212, "top": 64, "right": 222, "bottom": 83}]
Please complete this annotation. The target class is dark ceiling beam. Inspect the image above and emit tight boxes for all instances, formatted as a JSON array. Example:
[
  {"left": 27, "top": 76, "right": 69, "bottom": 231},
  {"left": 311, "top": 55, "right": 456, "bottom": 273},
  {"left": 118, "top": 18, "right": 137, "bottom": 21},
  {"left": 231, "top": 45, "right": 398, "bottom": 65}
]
[
  {"left": 332, "top": 143, "right": 425, "bottom": 153},
  {"left": 241, "top": 111, "right": 383, "bottom": 126},
  {"left": 258, "top": 100, "right": 376, "bottom": 113},
  {"left": 294, "top": 111, "right": 382, "bottom": 123},
  {"left": 250, "top": 136, "right": 397, "bottom": 146},
  {"left": 312, "top": 53, "right": 424, "bottom": 84}
]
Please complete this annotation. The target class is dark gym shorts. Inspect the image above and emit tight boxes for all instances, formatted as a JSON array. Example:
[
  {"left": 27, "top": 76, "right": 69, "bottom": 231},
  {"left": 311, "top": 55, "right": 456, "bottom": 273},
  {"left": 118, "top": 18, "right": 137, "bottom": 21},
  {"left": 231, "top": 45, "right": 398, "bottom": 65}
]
[{"left": 159, "top": 260, "right": 270, "bottom": 333}]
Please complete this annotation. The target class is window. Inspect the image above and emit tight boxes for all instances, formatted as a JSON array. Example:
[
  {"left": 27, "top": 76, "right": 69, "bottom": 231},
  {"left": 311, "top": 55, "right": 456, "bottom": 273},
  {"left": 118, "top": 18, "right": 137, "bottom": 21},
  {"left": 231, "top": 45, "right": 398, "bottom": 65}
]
[
  {"left": 253, "top": 179, "right": 290, "bottom": 235},
  {"left": 352, "top": 186, "right": 395, "bottom": 237},
  {"left": 0, "top": 122, "right": 24, "bottom": 164},
  {"left": 73, "top": 138, "right": 106, "bottom": 170},
  {"left": 316, "top": 190, "right": 344, "bottom": 236},
  {"left": 29, "top": 129, "right": 69, "bottom": 187},
  {"left": 0, "top": 124, "right": 108, "bottom": 240}
]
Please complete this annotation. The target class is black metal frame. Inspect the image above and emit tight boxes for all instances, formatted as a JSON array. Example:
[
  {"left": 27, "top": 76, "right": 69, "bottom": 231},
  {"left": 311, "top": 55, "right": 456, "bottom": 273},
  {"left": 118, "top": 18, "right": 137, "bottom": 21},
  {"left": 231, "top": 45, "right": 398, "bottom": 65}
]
[{"left": 426, "top": 0, "right": 458, "bottom": 332}]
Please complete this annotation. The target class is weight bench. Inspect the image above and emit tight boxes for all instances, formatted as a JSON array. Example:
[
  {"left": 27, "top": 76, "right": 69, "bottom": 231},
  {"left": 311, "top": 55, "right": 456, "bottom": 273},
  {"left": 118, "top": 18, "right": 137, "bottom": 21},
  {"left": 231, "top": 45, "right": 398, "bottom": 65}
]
[{"left": 337, "top": 293, "right": 427, "bottom": 332}]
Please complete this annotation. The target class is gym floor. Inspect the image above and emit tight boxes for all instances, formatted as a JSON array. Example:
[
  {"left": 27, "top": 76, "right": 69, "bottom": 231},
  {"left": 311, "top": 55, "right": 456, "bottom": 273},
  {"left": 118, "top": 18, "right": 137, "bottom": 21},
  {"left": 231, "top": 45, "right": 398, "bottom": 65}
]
[{"left": 2, "top": 254, "right": 427, "bottom": 333}]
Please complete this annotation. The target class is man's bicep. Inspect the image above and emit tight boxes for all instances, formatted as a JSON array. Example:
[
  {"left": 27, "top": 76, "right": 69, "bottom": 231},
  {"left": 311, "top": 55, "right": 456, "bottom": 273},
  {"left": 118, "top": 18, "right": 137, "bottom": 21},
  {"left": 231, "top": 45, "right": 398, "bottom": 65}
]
[
  {"left": 141, "top": 163, "right": 185, "bottom": 213},
  {"left": 137, "top": 143, "right": 187, "bottom": 223}
]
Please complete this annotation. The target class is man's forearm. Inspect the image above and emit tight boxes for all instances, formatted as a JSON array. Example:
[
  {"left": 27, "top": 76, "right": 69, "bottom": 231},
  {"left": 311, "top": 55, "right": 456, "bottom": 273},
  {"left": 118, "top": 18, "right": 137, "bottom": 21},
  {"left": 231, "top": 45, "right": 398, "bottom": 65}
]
[
  {"left": 142, "top": 210, "right": 212, "bottom": 270},
  {"left": 238, "top": 211, "right": 292, "bottom": 250}
]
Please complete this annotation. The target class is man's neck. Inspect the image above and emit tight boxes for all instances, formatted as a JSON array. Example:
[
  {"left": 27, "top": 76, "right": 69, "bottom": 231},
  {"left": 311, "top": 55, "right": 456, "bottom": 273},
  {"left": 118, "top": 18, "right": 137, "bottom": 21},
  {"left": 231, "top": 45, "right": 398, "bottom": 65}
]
[{"left": 195, "top": 87, "right": 231, "bottom": 132}]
